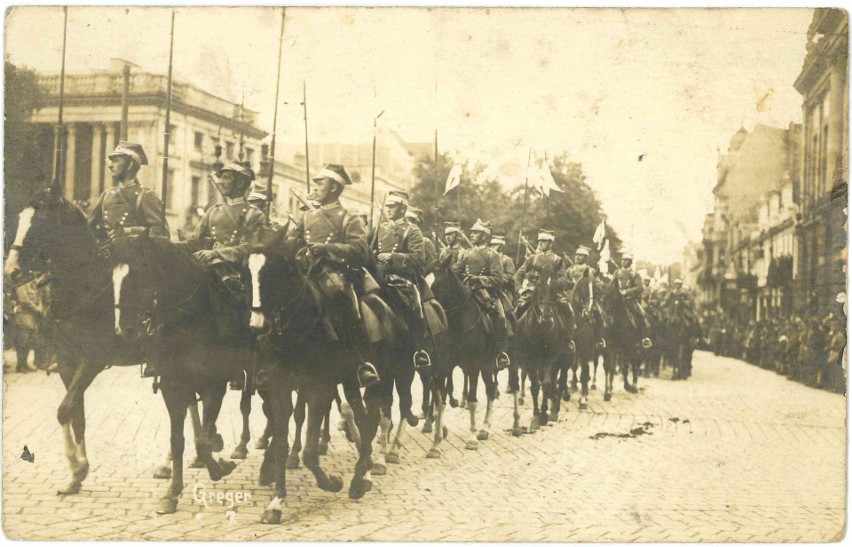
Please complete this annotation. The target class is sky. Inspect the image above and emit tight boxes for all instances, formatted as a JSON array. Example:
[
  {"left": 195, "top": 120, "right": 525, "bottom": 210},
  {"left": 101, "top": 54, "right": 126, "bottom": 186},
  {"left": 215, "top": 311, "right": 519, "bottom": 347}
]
[{"left": 5, "top": 7, "right": 814, "bottom": 263}]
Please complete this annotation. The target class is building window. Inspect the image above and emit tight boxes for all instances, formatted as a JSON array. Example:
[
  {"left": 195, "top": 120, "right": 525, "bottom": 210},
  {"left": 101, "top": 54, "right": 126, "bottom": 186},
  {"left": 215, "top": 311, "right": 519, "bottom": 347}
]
[
  {"left": 245, "top": 147, "right": 255, "bottom": 166},
  {"left": 191, "top": 176, "right": 201, "bottom": 207},
  {"left": 226, "top": 141, "right": 235, "bottom": 160},
  {"left": 194, "top": 132, "right": 204, "bottom": 151}
]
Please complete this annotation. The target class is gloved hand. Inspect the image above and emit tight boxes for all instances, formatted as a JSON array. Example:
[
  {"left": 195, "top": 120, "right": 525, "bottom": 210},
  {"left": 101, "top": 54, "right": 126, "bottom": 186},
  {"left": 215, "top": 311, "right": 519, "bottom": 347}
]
[
  {"left": 193, "top": 249, "right": 219, "bottom": 266},
  {"left": 308, "top": 243, "right": 332, "bottom": 257}
]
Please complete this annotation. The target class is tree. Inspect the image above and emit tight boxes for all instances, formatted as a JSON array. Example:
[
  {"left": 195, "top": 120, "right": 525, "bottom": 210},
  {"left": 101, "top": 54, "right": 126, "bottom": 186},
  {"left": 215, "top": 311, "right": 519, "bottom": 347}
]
[
  {"left": 407, "top": 150, "right": 620, "bottom": 263},
  {"left": 5, "top": 62, "right": 47, "bottom": 250}
]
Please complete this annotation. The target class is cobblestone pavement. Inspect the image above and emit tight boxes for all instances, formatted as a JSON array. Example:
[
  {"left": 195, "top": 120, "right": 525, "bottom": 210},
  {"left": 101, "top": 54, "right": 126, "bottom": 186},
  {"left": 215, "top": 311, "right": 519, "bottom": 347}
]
[{"left": 2, "top": 350, "right": 846, "bottom": 541}]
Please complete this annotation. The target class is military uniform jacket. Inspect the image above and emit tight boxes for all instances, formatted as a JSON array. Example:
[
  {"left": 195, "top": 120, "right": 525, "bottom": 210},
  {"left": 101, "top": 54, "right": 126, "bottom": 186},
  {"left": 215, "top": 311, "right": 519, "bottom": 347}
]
[
  {"left": 422, "top": 236, "right": 438, "bottom": 274},
  {"left": 453, "top": 245, "right": 504, "bottom": 290},
  {"left": 88, "top": 180, "right": 169, "bottom": 239},
  {"left": 440, "top": 243, "right": 463, "bottom": 266},
  {"left": 514, "top": 250, "right": 566, "bottom": 291},
  {"left": 614, "top": 268, "right": 644, "bottom": 299},
  {"left": 566, "top": 263, "right": 598, "bottom": 288},
  {"left": 499, "top": 253, "right": 516, "bottom": 288},
  {"left": 190, "top": 198, "right": 266, "bottom": 264},
  {"left": 664, "top": 288, "right": 692, "bottom": 309},
  {"left": 287, "top": 200, "right": 369, "bottom": 270},
  {"left": 370, "top": 218, "right": 425, "bottom": 277}
]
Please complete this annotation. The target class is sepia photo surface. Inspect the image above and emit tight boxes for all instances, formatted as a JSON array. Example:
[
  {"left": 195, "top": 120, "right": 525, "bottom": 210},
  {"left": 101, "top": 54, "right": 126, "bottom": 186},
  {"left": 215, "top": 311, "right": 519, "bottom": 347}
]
[{"left": 2, "top": 6, "right": 848, "bottom": 542}]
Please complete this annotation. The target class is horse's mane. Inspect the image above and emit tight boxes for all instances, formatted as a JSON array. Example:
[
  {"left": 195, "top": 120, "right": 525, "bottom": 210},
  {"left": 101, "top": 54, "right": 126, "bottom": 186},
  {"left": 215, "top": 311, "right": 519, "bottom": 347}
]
[{"left": 112, "top": 235, "right": 206, "bottom": 283}]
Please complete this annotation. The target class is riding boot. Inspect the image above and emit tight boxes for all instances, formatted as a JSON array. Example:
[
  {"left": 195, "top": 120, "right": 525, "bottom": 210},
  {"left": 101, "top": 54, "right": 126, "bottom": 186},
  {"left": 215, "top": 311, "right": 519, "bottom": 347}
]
[
  {"left": 229, "top": 368, "right": 246, "bottom": 391},
  {"left": 358, "top": 362, "right": 380, "bottom": 388},
  {"left": 142, "top": 361, "right": 158, "bottom": 378}
]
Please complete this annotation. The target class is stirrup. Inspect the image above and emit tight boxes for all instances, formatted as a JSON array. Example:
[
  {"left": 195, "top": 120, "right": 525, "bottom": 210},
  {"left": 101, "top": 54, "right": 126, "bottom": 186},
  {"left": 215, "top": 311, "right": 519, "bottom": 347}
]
[
  {"left": 496, "top": 352, "right": 511, "bottom": 370},
  {"left": 597, "top": 338, "right": 607, "bottom": 349},
  {"left": 413, "top": 350, "right": 432, "bottom": 370},
  {"left": 358, "top": 362, "right": 380, "bottom": 389},
  {"left": 642, "top": 337, "right": 653, "bottom": 349},
  {"left": 141, "top": 362, "right": 157, "bottom": 378}
]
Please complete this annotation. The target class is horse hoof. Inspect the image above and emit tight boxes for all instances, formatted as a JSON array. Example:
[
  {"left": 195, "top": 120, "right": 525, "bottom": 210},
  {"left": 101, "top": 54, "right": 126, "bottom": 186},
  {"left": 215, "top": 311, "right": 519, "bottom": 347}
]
[
  {"left": 459, "top": 400, "right": 467, "bottom": 409},
  {"left": 322, "top": 475, "right": 343, "bottom": 493},
  {"left": 286, "top": 454, "right": 301, "bottom": 469},
  {"left": 57, "top": 481, "right": 81, "bottom": 496},
  {"left": 372, "top": 463, "right": 387, "bottom": 476},
  {"left": 405, "top": 414, "right": 419, "bottom": 428},
  {"left": 604, "top": 392, "right": 612, "bottom": 402},
  {"left": 386, "top": 452, "right": 400, "bottom": 464},
  {"left": 465, "top": 440, "right": 479, "bottom": 450},
  {"left": 512, "top": 426, "right": 523, "bottom": 437},
  {"left": 260, "top": 509, "right": 282, "bottom": 525},
  {"left": 518, "top": 397, "right": 525, "bottom": 406},
  {"left": 570, "top": 384, "right": 578, "bottom": 393},
  {"left": 562, "top": 391, "right": 571, "bottom": 402},
  {"left": 73, "top": 463, "right": 90, "bottom": 483},
  {"left": 156, "top": 497, "right": 179, "bottom": 515},
  {"left": 426, "top": 447, "right": 442, "bottom": 459},
  {"left": 448, "top": 397, "right": 458, "bottom": 409},
  {"left": 231, "top": 445, "right": 248, "bottom": 460},
  {"left": 579, "top": 402, "right": 588, "bottom": 410},
  {"left": 476, "top": 430, "right": 490, "bottom": 441},
  {"left": 152, "top": 465, "right": 172, "bottom": 480},
  {"left": 255, "top": 437, "right": 270, "bottom": 450},
  {"left": 211, "top": 434, "right": 225, "bottom": 453},
  {"left": 539, "top": 414, "right": 549, "bottom": 426},
  {"left": 218, "top": 458, "right": 237, "bottom": 478},
  {"left": 319, "top": 442, "right": 329, "bottom": 456},
  {"left": 190, "top": 456, "right": 205, "bottom": 469},
  {"left": 591, "top": 384, "right": 597, "bottom": 391},
  {"left": 348, "top": 477, "right": 369, "bottom": 500},
  {"left": 529, "top": 418, "right": 540, "bottom": 431},
  {"left": 421, "top": 422, "right": 433, "bottom": 434},
  {"left": 443, "top": 426, "right": 449, "bottom": 439},
  {"left": 549, "top": 413, "right": 559, "bottom": 423}
]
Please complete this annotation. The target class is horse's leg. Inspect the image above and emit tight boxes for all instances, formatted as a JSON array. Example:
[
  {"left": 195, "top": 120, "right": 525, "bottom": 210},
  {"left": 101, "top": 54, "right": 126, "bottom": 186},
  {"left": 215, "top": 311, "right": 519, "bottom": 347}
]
[
  {"left": 196, "top": 383, "right": 235, "bottom": 481},
  {"left": 460, "top": 372, "right": 469, "bottom": 409},
  {"left": 256, "top": 398, "right": 273, "bottom": 450},
  {"left": 529, "top": 370, "right": 541, "bottom": 430},
  {"left": 230, "top": 388, "right": 252, "bottom": 459},
  {"left": 258, "top": 391, "right": 276, "bottom": 487},
  {"left": 260, "top": 375, "right": 294, "bottom": 524},
  {"left": 56, "top": 357, "right": 98, "bottom": 495},
  {"left": 188, "top": 401, "right": 205, "bottom": 468},
  {"left": 579, "top": 353, "right": 590, "bottom": 409},
  {"left": 156, "top": 383, "right": 189, "bottom": 515},
  {"left": 418, "top": 368, "right": 431, "bottom": 420},
  {"left": 446, "top": 366, "right": 458, "bottom": 408},
  {"left": 519, "top": 369, "right": 527, "bottom": 406},
  {"left": 303, "top": 386, "right": 343, "bottom": 493},
  {"left": 153, "top": 448, "right": 173, "bottom": 479},
  {"left": 591, "top": 349, "right": 599, "bottom": 391},
  {"left": 539, "top": 369, "right": 551, "bottom": 426},
  {"left": 550, "top": 362, "right": 562, "bottom": 422},
  {"left": 465, "top": 369, "right": 480, "bottom": 450},
  {"left": 426, "top": 380, "right": 448, "bottom": 457},
  {"left": 288, "top": 391, "right": 306, "bottom": 469},
  {"left": 477, "top": 368, "right": 495, "bottom": 441},
  {"left": 319, "top": 409, "right": 331, "bottom": 456},
  {"left": 387, "top": 393, "right": 408, "bottom": 465},
  {"left": 397, "top": 357, "right": 419, "bottom": 427},
  {"left": 570, "top": 360, "right": 579, "bottom": 392},
  {"left": 341, "top": 377, "right": 372, "bottom": 500},
  {"left": 605, "top": 349, "right": 615, "bottom": 401},
  {"left": 509, "top": 363, "right": 523, "bottom": 436}
]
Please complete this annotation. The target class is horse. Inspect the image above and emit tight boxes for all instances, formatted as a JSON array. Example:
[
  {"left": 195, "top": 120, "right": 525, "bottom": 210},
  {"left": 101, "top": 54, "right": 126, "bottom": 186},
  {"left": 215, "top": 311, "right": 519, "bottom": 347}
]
[
  {"left": 2, "top": 185, "right": 194, "bottom": 497},
  {"left": 109, "top": 232, "right": 260, "bottom": 513},
  {"left": 571, "top": 270, "right": 615, "bottom": 405},
  {"left": 246, "top": 227, "right": 377, "bottom": 524},
  {"left": 370, "top": 274, "right": 452, "bottom": 469},
  {"left": 663, "top": 296, "right": 697, "bottom": 380},
  {"left": 643, "top": 299, "right": 666, "bottom": 378},
  {"left": 603, "top": 277, "right": 646, "bottom": 394},
  {"left": 511, "top": 273, "right": 573, "bottom": 434},
  {"left": 431, "top": 261, "right": 499, "bottom": 450}
]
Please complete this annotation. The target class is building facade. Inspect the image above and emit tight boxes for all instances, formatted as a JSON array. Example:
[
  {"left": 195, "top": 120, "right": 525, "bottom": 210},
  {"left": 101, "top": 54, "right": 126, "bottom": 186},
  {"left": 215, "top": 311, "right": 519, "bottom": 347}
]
[{"left": 793, "top": 8, "right": 848, "bottom": 317}]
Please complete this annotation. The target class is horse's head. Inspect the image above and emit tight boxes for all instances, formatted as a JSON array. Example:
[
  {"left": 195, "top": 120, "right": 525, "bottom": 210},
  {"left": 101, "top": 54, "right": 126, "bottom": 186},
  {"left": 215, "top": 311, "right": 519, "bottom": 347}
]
[
  {"left": 109, "top": 230, "right": 201, "bottom": 341},
  {"left": 246, "top": 225, "right": 297, "bottom": 333},
  {"left": 4, "top": 183, "right": 90, "bottom": 284},
  {"left": 532, "top": 274, "right": 558, "bottom": 327},
  {"left": 431, "top": 258, "right": 467, "bottom": 310}
]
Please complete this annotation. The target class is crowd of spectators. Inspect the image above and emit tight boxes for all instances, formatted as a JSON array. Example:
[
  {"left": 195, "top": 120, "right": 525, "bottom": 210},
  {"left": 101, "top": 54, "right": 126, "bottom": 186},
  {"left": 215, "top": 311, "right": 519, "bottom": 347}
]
[{"left": 702, "top": 301, "right": 846, "bottom": 394}]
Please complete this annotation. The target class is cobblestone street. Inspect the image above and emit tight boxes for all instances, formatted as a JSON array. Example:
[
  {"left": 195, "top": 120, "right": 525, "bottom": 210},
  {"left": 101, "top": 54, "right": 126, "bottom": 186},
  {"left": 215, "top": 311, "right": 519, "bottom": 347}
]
[{"left": 2, "top": 350, "right": 846, "bottom": 541}]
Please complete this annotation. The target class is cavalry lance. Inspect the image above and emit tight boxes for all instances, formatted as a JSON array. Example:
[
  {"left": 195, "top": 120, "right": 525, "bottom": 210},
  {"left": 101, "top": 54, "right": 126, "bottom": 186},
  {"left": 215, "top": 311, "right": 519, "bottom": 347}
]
[{"left": 51, "top": 7, "right": 69, "bottom": 193}]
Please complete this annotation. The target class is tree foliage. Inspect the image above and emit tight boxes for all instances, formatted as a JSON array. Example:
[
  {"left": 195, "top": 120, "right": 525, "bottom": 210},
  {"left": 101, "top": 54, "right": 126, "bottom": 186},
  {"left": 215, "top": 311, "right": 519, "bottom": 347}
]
[
  {"left": 409, "top": 151, "right": 621, "bottom": 263},
  {"left": 5, "top": 62, "right": 46, "bottom": 250}
]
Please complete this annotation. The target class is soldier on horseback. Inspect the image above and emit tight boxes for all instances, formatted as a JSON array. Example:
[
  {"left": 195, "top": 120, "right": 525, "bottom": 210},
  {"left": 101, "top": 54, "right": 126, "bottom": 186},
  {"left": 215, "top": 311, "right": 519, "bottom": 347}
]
[
  {"left": 664, "top": 278, "right": 701, "bottom": 338},
  {"left": 613, "top": 251, "right": 653, "bottom": 348},
  {"left": 453, "top": 219, "right": 511, "bottom": 369},
  {"left": 88, "top": 141, "right": 169, "bottom": 249},
  {"left": 189, "top": 162, "right": 266, "bottom": 388},
  {"left": 514, "top": 229, "right": 568, "bottom": 316},
  {"left": 285, "top": 164, "right": 380, "bottom": 388},
  {"left": 566, "top": 245, "right": 606, "bottom": 348},
  {"left": 490, "top": 232, "right": 516, "bottom": 307},
  {"left": 371, "top": 191, "right": 434, "bottom": 369},
  {"left": 438, "top": 221, "right": 463, "bottom": 266},
  {"left": 404, "top": 206, "right": 438, "bottom": 274}
]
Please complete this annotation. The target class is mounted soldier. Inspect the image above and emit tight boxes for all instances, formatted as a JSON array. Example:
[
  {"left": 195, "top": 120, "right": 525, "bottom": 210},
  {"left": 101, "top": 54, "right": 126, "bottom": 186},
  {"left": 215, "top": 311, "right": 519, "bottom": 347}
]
[
  {"left": 514, "top": 229, "right": 568, "bottom": 316},
  {"left": 490, "top": 232, "right": 516, "bottom": 307},
  {"left": 438, "top": 221, "right": 463, "bottom": 267},
  {"left": 88, "top": 141, "right": 169, "bottom": 250},
  {"left": 405, "top": 206, "right": 438, "bottom": 274},
  {"left": 371, "top": 191, "right": 433, "bottom": 369},
  {"left": 566, "top": 245, "right": 606, "bottom": 347},
  {"left": 613, "top": 251, "right": 653, "bottom": 348},
  {"left": 453, "top": 219, "right": 511, "bottom": 369},
  {"left": 188, "top": 162, "right": 266, "bottom": 388},
  {"left": 284, "top": 164, "right": 379, "bottom": 388},
  {"left": 664, "top": 278, "right": 701, "bottom": 337}
]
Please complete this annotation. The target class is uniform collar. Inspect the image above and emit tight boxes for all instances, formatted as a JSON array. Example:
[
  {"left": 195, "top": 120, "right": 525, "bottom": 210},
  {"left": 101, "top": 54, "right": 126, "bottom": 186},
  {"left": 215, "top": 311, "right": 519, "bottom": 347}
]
[
  {"left": 225, "top": 196, "right": 246, "bottom": 206},
  {"left": 118, "top": 179, "right": 140, "bottom": 190}
]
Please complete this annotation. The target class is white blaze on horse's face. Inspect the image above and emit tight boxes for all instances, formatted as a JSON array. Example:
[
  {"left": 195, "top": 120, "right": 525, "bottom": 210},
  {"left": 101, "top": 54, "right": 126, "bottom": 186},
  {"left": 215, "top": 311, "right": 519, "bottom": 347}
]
[
  {"left": 4, "top": 207, "right": 35, "bottom": 278},
  {"left": 248, "top": 253, "right": 266, "bottom": 331},
  {"left": 112, "top": 263, "right": 130, "bottom": 335}
]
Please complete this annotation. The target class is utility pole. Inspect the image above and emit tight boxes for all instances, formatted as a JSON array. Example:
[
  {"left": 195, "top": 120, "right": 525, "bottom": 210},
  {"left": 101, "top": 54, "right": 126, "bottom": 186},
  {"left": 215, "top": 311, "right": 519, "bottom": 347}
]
[{"left": 120, "top": 63, "right": 130, "bottom": 140}]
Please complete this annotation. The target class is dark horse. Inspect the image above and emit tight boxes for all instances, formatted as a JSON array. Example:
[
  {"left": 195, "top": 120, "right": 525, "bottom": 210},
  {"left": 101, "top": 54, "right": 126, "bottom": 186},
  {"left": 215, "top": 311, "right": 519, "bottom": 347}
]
[
  {"left": 571, "top": 270, "right": 615, "bottom": 404},
  {"left": 246, "top": 227, "right": 377, "bottom": 524},
  {"left": 109, "top": 233, "right": 252, "bottom": 514},
  {"left": 643, "top": 299, "right": 666, "bottom": 378},
  {"left": 511, "top": 273, "right": 573, "bottom": 434},
  {"left": 1, "top": 185, "right": 191, "bottom": 497},
  {"left": 663, "top": 296, "right": 697, "bottom": 380},
  {"left": 603, "top": 277, "right": 645, "bottom": 394},
  {"left": 431, "top": 261, "right": 499, "bottom": 449}
]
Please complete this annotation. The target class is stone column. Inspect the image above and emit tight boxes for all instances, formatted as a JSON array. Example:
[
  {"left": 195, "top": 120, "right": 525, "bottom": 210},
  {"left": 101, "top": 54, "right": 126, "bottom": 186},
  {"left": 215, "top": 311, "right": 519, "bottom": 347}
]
[
  {"left": 90, "top": 123, "right": 103, "bottom": 200},
  {"left": 64, "top": 123, "right": 77, "bottom": 201}
]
